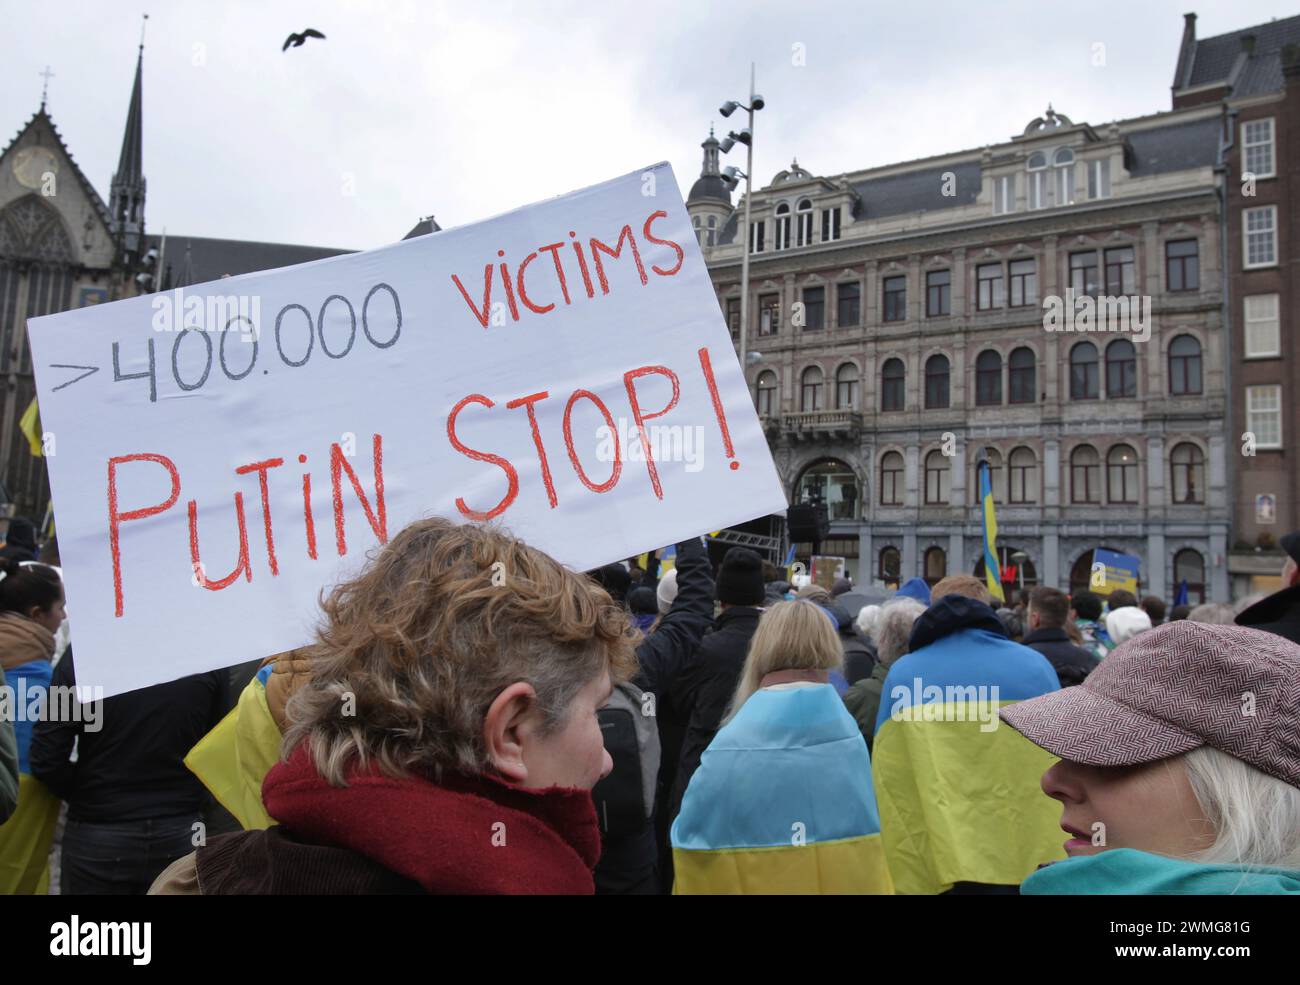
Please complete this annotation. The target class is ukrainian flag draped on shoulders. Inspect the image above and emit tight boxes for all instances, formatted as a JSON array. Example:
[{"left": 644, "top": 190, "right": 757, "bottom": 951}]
[
  {"left": 872, "top": 595, "right": 1063, "bottom": 894},
  {"left": 185, "top": 662, "right": 285, "bottom": 830},
  {"left": 672, "top": 683, "right": 893, "bottom": 894}
]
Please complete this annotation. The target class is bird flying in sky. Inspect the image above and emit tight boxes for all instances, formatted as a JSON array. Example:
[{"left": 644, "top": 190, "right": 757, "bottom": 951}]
[{"left": 282, "top": 29, "right": 326, "bottom": 51}]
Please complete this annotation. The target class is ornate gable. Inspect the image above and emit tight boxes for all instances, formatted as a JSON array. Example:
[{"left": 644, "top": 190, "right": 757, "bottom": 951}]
[{"left": 0, "top": 109, "right": 116, "bottom": 268}]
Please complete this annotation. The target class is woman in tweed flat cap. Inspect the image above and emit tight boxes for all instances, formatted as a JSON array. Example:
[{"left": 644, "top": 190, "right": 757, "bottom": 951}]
[{"left": 1000, "top": 621, "right": 1300, "bottom": 894}]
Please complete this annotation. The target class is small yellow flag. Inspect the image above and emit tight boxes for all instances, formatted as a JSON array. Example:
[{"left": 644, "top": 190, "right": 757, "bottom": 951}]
[{"left": 18, "top": 397, "right": 42, "bottom": 458}]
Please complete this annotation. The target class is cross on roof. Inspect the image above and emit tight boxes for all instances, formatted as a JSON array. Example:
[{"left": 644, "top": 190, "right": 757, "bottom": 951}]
[{"left": 39, "top": 66, "right": 54, "bottom": 108}]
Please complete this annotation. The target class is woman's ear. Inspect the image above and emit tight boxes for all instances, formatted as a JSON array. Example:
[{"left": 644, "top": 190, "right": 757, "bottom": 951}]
[
  {"left": 26, "top": 605, "right": 43, "bottom": 622},
  {"left": 482, "top": 682, "right": 538, "bottom": 784}
]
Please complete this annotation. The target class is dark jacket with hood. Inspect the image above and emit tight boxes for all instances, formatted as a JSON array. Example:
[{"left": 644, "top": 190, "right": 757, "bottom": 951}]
[
  {"left": 615, "top": 536, "right": 714, "bottom": 894},
  {"left": 1021, "top": 626, "right": 1100, "bottom": 687},
  {"left": 667, "top": 604, "right": 763, "bottom": 824},
  {"left": 1236, "top": 585, "right": 1300, "bottom": 646}
]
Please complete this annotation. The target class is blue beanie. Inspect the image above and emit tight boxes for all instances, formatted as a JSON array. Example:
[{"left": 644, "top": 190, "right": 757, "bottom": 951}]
[{"left": 895, "top": 577, "right": 932, "bottom": 605}]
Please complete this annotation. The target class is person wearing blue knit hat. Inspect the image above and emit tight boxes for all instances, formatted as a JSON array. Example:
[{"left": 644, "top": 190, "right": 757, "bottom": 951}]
[{"left": 894, "top": 577, "right": 931, "bottom": 606}]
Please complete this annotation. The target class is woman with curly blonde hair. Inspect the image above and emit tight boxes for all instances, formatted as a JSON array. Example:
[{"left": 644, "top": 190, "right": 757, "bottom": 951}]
[{"left": 154, "top": 517, "right": 636, "bottom": 895}]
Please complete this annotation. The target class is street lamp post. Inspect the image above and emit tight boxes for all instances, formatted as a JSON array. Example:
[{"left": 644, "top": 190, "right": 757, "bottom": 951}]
[
  {"left": 1012, "top": 550, "right": 1028, "bottom": 598},
  {"left": 718, "top": 65, "right": 764, "bottom": 385}
]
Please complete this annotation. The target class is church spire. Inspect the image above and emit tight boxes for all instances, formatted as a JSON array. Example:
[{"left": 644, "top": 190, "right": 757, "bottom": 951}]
[{"left": 109, "top": 23, "right": 147, "bottom": 262}]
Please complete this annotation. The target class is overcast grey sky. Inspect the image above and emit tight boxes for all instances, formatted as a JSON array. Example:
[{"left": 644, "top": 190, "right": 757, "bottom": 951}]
[{"left": 5, "top": 0, "right": 1295, "bottom": 250}]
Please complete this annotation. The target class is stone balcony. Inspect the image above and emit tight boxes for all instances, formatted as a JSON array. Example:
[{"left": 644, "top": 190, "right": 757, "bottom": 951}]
[{"left": 777, "top": 409, "right": 865, "bottom": 441}]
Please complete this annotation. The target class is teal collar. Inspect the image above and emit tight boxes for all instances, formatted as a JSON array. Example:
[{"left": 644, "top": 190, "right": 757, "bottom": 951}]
[{"left": 1022, "top": 848, "right": 1300, "bottom": 895}]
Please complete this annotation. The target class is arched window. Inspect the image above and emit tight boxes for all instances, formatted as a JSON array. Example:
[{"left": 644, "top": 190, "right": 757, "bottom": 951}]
[
  {"left": 1009, "top": 346, "right": 1036, "bottom": 404},
  {"left": 880, "top": 451, "right": 905, "bottom": 506},
  {"left": 800, "top": 366, "right": 823, "bottom": 412},
  {"left": 774, "top": 203, "right": 791, "bottom": 251},
  {"left": 925, "top": 354, "right": 950, "bottom": 409},
  {"left": 1107, "top": 444, "right": 1139, "bottom": 504},
  {"left": 880, "top": 546, "right": 901, "bottom": 587},
  {"left": 1070, "top": 341, "right": 1099, "bottom": 399},
  {"left": 1106, "top": 339, "right": 1137, "bottom": 398},
  {"left": 924, "top": 450, "right": 950, "bottom": 505},
  {"left": 755, "top": 370, "right": 778, "bottom": 417},
  {"left": 1008, "top": 446, "right": 1038, "bottom": 503},
  {"left": 1053, "top": 147, "right": 1075, "bottom": 206},
  {"left": 1169, "top": 335, "right": 1203, "bottom": 396},
  {"left": 1173, "top": 549, "right": 1206, "bottom": 605},
  {"left": 924, "top": 547, "right": 947, "bottom": 586},
  {"left": 881, "top": 358, "right": 905, "bottom": 411},
  {"left": 835, "top": 363, "right": 859, "bottom": 410},
  {"left": 1070, "top": 445, "right": 1101, "bottom": 503},
  {"left": 1027, "top": 152, "right": 1047, "bottom": 210},
  {"left": 976, "top": 350, "right": 1002, "bottom": 405},
  {"left": 796, "top": 199, "right": 813, "bottom": 247},
  {"left": 975, "top": 448, "right": 1003, "bottom": 505},
  {"left": 692, "top": 215, "right": 702, "bottom": 246},
  {"left": 706, "top": 215, "right": 716, "bottom": 247},
  {"left": 1170, "top": 442, "right": 1205, "bottom": 504},
  {"left": 796, "top": 459, "right": 859, "bottom": 521}
]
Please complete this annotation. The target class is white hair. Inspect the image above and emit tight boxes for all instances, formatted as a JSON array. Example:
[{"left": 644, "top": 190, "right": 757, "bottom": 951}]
[
  {"left": 1183, "top": 746, "right": 1300, "bottom": 872},
  {"left": 874, "top": 598, "right": 926, "bottom": 667},
  {"left": 855, "top": 604, "right": 882, "bottom": 639}
]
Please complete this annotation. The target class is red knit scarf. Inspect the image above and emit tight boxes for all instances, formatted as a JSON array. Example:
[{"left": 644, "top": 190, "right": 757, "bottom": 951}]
[{"left": 262, "top": 743, "right": 602, "bottom": 894}]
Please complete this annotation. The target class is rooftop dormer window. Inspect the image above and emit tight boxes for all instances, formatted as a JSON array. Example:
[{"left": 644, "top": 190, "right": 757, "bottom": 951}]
[
  {"left": 775, "top": 203, "right": 791, "bottom": 250},
  {"left": 821, "top": 205, "right": 842, "bottom": 241},
  {"left": 993, "top": 174, "right": 1016, "bottom": 215},
  {"left": 797, "top": 199, "right": 813, "bottom": 247},
  {"left": 1088, "top": 158, "right": 1111, "bottom": 200},
  {"left": 1027, "top": 152, "right": 1047, "bottom": 210},
  {"left": 1054, "top": 148, "right": 1075, "bottom": 206}
]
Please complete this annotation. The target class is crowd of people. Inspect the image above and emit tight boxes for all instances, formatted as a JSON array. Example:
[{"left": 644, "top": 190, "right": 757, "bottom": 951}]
[{"left": 0, "top": 513, "right": 1298, "bottom": 895}]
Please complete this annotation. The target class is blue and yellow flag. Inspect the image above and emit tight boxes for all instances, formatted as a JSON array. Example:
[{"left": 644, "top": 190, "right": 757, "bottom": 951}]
[
  {"left": 872, "top": 607, "right": 1064, "bottom": 894},
  {"left": 672, "top": 685, "right": 893, "bottom": 894},
  {"left": 978, "top": 458, "right": 1004, "bottom": 604},
  {"left": 185, "top": 664, "right": 282, "bottom": 830}
]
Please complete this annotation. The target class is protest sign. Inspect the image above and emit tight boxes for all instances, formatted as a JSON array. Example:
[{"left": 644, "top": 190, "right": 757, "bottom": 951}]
[
  {"left": 1089, "top": 548, "right": 1141, "bottom": 596},
  {"left": 28, "top": 163, "right": 787, "bottom": 696}
]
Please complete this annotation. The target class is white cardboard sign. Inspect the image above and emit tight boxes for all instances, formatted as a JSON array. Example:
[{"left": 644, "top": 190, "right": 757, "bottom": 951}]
[{"left": 28, "top": 164, "right": 786, "bottom": 696}]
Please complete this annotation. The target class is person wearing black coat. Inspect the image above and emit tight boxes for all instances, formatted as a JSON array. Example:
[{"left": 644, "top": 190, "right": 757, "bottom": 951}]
[
  {"left": 29, "top": 648, "right": 228, "bottom": 894},
  {"left": 667, "top": 548, "right": 767, "bottom": 833},
  {"left": 1236, "top": 530, "right": 1300, "bottom": 645},
  {"left": 827, "top": 599, "right": 877, "bottom": 685},
  {"left": 606, "top": 536, "right": 713, "bottom": 895},
  {"left": 1022, "top": 586, "right": 1099, "bottom": 687}
]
